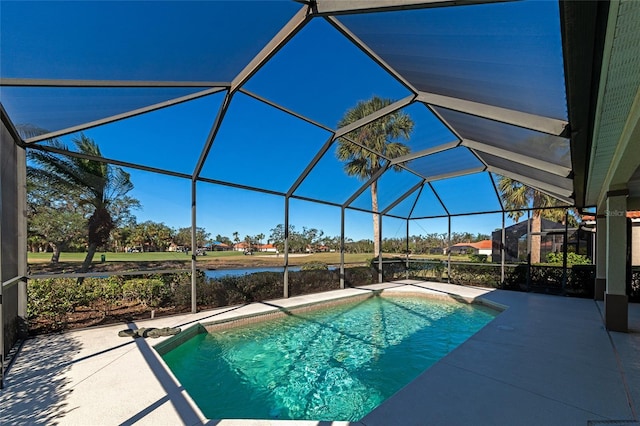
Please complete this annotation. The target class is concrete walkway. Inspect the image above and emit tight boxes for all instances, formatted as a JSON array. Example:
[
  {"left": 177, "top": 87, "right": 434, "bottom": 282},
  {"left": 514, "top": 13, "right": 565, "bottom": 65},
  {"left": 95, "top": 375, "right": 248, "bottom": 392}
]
[{"left": 1, "top": 281, "right": 638, "bottom": 425}]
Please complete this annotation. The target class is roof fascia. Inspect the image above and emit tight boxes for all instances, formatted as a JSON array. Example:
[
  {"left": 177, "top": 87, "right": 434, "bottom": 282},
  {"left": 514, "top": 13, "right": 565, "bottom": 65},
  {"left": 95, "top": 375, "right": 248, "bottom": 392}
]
[{"left": 560, "top": 0, "right": 610, "bottom": 207}]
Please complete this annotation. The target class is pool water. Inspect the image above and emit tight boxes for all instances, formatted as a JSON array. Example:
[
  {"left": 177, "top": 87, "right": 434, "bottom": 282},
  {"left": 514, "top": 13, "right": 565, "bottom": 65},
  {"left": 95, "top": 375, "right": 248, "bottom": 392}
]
[{"left": 161, "top": 295, "right": 497, "bottom": 421}]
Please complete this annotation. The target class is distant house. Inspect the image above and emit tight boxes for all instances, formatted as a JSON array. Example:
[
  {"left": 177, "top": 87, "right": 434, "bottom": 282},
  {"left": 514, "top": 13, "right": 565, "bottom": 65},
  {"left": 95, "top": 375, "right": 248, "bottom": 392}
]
[
  {"left": 490, "top": 218, "right": 584, "bottom": 263},
  {"left": 446, "top": 240, "right": 493, "bottom": 256},
  {"left": 208, "top": 241, "right": 232, "bottom": 251},
  {"left": 233, "top": 242, "right": 277, "bottom": 253},
  {"left": 233, "top": 242, "right": 250, "bottom": 252},
  {"left": 305, "top": 245, "right": 330, "bottom": 253},
  {"left": 257, "top": 243, "right": 277, "bottom": 253}
]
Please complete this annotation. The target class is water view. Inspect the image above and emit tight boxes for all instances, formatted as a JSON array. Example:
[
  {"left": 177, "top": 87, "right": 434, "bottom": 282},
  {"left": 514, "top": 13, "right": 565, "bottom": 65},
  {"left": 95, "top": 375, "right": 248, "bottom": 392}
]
[{"left": 203, "top": 266, "right": 302, "bottom": 279}]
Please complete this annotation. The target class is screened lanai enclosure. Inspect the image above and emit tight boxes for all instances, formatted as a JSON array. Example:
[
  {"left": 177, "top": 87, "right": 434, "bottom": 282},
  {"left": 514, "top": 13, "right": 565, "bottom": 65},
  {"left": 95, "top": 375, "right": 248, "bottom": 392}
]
[{"left": 2, "top": 0, "right": 640, "bottom": 386}]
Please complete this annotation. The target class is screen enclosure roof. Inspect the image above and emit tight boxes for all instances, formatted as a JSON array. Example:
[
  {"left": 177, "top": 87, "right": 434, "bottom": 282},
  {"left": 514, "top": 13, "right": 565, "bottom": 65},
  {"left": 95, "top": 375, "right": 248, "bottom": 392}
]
[{"left": 1, "top": 0, "right": 601, "bottom": 219}]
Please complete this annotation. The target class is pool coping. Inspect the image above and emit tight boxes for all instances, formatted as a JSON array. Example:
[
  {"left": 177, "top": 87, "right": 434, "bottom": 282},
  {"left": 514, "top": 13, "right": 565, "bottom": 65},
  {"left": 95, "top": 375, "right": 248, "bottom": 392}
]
[{"left": 1, "top": 280, "right": 638, "bottom": 426}]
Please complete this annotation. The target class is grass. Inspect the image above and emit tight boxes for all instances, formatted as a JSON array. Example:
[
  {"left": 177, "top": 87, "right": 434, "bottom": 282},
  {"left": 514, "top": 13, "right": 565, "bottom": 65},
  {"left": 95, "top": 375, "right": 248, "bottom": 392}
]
[
  {"left": 28, "top": 251, "right": 469, "bottom": 263},
  {"left": 27, "top": 251, "right": 376, "bottom": 267},
  {"left": 27, "top": 251, "right": 471, "bottom": 273}
]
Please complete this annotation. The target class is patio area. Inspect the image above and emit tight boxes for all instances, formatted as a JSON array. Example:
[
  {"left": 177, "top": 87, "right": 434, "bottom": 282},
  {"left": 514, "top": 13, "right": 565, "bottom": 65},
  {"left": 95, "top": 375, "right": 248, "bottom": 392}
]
[{"left": 1, "top": 281, "right": 638, "bottom": 425}]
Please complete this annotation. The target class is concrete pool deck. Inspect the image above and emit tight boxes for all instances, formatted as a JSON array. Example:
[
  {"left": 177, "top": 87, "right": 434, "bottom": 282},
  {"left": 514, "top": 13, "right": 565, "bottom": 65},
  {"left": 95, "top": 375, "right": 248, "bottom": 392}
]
[{"left": 1, "top": 281, "right": 638, "bottom": 425}]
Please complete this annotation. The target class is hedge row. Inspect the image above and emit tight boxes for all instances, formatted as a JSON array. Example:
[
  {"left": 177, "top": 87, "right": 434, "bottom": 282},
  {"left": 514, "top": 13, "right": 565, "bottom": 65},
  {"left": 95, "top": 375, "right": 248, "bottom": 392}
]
[{"left": 27, "top": 266, "right": 380, "bottom": 333}]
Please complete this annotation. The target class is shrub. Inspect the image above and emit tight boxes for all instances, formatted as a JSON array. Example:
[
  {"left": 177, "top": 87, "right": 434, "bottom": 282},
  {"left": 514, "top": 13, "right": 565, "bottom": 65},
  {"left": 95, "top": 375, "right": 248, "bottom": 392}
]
[
  {"left": 27, "top": 278, "right": 77, "bottom": 326},
  {"left": 469, "top": 254, "right": 488, "bottom": 263},
  {"left": 545, "top": 252, "right": 591, "bottom": 265},
  {"left": 344, "top": 266, "right": 376, "bottom": 287},
  {"left": 122, "top": 278, "right": 171, "bottom": 308},
  {"left": 407, "top": 260, "right": 444, "bottom": 281},
  {"left": 449, "top": 263, "right": 501, "bottom": 287},
  {"left": 94, "top": 276, "right": 124, "bottom": 314},
  {"left": 301, "top": 262, "right": 329, "bottom": 271}
]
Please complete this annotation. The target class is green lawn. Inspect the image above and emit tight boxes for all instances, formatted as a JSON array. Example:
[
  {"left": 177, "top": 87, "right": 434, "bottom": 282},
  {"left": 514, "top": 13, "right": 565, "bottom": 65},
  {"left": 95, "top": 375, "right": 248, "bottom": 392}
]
[
  {"left": 27, "top": 251, "right": 468, "bottom": 266},
  {"left": 27, "top": 250, "right": 244, "bottom": 263}
]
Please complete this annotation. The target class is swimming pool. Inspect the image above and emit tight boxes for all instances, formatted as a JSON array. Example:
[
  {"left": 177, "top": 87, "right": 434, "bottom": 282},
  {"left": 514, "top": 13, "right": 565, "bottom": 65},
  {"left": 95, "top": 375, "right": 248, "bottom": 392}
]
[{"left": 160, "top": 294, "right": 498, "bottom": 421}]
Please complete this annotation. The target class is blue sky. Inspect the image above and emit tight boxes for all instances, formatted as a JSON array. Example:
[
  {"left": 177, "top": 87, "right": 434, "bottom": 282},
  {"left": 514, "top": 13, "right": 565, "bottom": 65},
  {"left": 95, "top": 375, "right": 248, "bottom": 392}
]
[{"left": 1, "top": 0, "right": 565, "bottom": 242}]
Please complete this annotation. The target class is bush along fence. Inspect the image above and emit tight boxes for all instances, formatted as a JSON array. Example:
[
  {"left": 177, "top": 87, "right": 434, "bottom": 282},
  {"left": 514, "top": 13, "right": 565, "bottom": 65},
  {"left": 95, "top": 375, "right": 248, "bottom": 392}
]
[
  {"left": 375, "top": 258, "right": 599, "bottom": 299},
  {"left": 26, "top": 261, "right": 636, "bottom": 335},
  {"left": 26, "top": 263, "right": 383, "bottom": 334}
]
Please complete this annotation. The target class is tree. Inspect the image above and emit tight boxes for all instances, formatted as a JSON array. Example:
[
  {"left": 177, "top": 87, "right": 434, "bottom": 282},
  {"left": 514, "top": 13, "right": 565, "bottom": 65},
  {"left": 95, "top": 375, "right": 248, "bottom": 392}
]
[
  {"left": 497, "top": 176, "right": 570, "bottom": 264},
  {"left": 215, "top": 234, "right": 233, "bottom": 246},
  {"left": 27, "top": 134, "right": 137, "bottom": 271},
  {"left": 173, "top": 226, "right": 211, "bottom": 250},
  {"left": 128, "top": 221, "right": 174, "bottom": 252},
  {"left": 256, "top": 233, "right": 265, "bottom": 251},
  {"left": 336, "top": 96, "right": 414, "bottom": 256},
  {"left": 27, "top": 172, "right": 87, "bottom": 261}
]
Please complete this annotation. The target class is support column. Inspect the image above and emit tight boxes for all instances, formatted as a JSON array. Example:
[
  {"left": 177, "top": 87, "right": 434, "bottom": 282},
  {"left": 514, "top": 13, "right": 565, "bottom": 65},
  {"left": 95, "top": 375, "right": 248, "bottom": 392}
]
[
  {"left": 377, "top": 213, "right": 383, "bottom": 284},
  {"left": 595, "top": 215, "right": 607, "bottom": 301},
  {"left": 447, "top": 216, "right": 451, "bottom": 284},
  {"left": 605, "top": 192, "right": 628, "bottom": 332},
  {"left": 284, "top": 197, "right": 290, "bottom": 298},
  {"left": 17, "top": 146, "right": 28, "bottom": 336},
  {"left": 340, "top": 207, "right": 345, "bottom": 289},
  {"left": 501, "top": 211, "right": 506, "bottom": 287},
  {"left": 405, "top": 219, "right": 410, "bottom": 280},
  {"left": 190, "top": 180, "right": 197, "bottom": 313}
]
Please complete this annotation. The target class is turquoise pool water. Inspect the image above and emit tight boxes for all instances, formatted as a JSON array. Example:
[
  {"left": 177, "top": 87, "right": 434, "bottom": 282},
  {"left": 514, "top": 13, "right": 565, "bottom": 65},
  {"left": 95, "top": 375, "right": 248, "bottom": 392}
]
[{"left": 161, "top": 295, "right": 497, "bottom": 421}]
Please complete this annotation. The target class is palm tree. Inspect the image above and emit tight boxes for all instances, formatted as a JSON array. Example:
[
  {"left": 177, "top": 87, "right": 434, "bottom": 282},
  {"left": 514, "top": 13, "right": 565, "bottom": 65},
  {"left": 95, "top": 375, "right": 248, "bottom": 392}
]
[
  {"left": 497, "top": 176, "right": 569, "bottom": 264},
  {"left": 336, "top": 96, "right": 414, "bottom": 256},
  {"left": 28, "top": 134, "right": 134, "bottom": 271}
]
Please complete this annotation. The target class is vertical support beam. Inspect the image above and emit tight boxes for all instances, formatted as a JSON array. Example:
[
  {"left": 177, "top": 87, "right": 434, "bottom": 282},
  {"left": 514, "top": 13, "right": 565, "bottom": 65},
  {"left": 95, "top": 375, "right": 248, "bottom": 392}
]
[
  {"left": 405, "top": 219, "right": 410, "bottom": 279},
  {"left": 595, "top": 214, "right": 607, "bottom": 300},
  {"left": 17, "top": 145, "right": 28, "bottom": 326},
  {"left": 340, "top": 207, "right": 345, "bottom": 289},
  {"left": 378, "top": 213, "right": 383, "bottom": 283},
  {"left": 0, "top": 157, "right": 4, "bottom": 391},
  {"left": 605, "top": 192, "right": 628, "bottom": 332},
  {"left": 284, "top": 197, "right": 290, "bottom": 298},
  {"left": 501, "top": 211, "right": 506, "bottom": 287},
  {"left": 447, "top": 215, "right": 451, "bottom": 284},
  {"left": 190, "top": 180, "right": 197, "bottom": 313},
  {"left": 562, "top": 210, "right": 569, "bottom": 293},
  {"left": 526, "top": 209, "right": 532, "bottom": 291}
]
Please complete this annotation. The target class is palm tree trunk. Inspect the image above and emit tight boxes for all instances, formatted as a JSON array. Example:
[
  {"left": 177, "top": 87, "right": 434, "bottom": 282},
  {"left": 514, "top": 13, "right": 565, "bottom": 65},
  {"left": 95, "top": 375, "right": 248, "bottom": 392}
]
[
  {"left": 531, "top": 211, "right": 542, "bottom": 264},
  {"left": 81, "top": 242, "right": 98, "bottom": 272},
  {"left": 49, "top": 242, "right": 60, "bottom": 263},
  {"left": 371, "top": 181, "right": 380, "bottom": 257}
]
